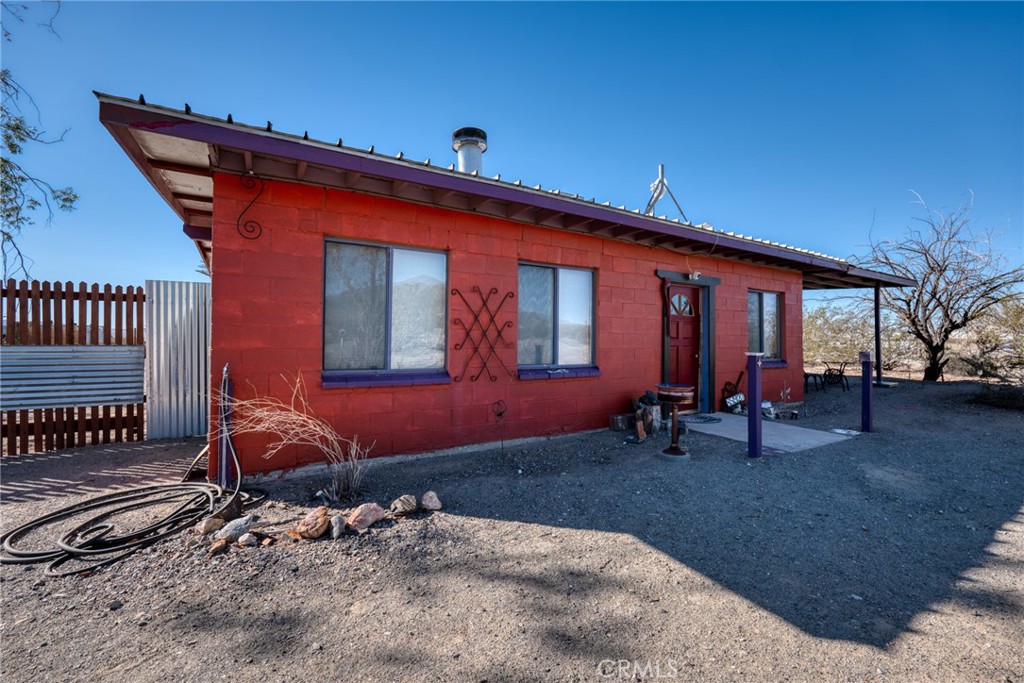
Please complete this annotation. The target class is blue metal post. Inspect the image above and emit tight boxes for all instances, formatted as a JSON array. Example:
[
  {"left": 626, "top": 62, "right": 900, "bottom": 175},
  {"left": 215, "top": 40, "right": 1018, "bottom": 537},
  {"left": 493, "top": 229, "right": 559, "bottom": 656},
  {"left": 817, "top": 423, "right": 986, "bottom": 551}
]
[
  {"left": 746, "top": 352, "right": 763, "bottom": 458},
  {"left": 860, "top": 350, "right": 873, "bottom": 433}
]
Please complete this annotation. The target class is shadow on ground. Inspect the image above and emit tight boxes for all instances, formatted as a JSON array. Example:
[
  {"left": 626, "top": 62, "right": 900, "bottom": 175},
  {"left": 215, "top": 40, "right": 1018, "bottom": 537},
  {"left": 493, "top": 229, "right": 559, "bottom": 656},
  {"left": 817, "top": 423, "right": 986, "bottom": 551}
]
[
  {"left": 368, "top": 381, "right": 1023, "bottom": 650},
  {"left": 0, "top": 440, "right": 202, "bottom": 504},
  {"left": 1, "top": 383, "right": 1020, "bottom": 675}
]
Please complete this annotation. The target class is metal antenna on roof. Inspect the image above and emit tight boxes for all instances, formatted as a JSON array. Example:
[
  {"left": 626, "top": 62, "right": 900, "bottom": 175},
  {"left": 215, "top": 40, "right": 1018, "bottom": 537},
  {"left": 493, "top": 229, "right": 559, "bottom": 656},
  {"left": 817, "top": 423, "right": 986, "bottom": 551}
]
[{"left": 644, "top": 164, "right": 688, "bottom": 223}]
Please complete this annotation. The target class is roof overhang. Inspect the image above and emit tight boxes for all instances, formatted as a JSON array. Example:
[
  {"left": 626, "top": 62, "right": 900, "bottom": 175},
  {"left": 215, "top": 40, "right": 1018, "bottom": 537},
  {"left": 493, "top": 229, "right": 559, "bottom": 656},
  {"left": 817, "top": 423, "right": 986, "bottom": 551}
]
[{"left": 97, "top": 93, "right": 915, "bottom": 291}]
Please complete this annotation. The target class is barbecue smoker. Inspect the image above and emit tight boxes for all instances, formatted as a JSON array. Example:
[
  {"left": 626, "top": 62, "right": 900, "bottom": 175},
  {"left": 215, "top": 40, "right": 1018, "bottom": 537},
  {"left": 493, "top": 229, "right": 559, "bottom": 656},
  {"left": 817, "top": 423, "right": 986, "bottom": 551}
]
[{"left": 656, "top": 383, "right": 694, "bottom": 460}]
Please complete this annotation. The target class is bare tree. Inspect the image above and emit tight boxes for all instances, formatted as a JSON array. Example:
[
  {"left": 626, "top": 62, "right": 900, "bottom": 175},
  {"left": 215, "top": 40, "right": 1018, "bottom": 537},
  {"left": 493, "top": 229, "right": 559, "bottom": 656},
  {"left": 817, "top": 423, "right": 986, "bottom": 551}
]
[{"left": 854, "top": 192, "right": 1024, "bottom": 381}]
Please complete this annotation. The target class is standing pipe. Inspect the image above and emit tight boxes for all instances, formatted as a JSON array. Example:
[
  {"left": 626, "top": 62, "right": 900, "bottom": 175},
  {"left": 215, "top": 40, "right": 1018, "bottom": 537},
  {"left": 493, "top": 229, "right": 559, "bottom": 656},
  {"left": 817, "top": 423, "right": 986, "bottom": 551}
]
[{"left": 217, "top": 364, "right": 235, "bottom": 489}]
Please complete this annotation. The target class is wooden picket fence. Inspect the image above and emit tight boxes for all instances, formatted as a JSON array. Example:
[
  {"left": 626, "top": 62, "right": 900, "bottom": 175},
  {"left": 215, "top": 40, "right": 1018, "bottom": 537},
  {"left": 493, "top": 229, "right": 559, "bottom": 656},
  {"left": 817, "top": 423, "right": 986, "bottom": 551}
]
[{"left": 1, "top": 280, "right": 146, "bottom": 455}]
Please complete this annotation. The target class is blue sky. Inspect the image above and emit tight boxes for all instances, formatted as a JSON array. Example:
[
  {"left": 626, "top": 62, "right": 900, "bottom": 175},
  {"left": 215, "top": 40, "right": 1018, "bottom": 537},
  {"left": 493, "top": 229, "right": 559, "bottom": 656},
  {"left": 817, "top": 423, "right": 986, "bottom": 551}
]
[{"left": 5, "top": 1, "right": 1022, "bottom": 292}]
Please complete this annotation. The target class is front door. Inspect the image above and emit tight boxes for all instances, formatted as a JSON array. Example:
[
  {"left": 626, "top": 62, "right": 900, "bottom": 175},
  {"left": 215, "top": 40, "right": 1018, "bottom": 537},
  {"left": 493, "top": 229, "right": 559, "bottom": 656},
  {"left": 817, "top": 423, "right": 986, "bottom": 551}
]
[{"left": 667, "top": 284, "right": 701, "bottom": 412}]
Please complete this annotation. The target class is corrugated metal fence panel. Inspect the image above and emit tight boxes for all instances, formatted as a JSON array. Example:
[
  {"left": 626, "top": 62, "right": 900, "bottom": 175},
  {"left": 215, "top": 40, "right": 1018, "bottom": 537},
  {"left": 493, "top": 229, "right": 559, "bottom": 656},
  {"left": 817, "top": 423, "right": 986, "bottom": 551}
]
[
  {"left": 145, "top": 280, "right": 211, "bottom": 439},
  {"left": 0, "top": 345, "right": 145, "bottom": 410}
]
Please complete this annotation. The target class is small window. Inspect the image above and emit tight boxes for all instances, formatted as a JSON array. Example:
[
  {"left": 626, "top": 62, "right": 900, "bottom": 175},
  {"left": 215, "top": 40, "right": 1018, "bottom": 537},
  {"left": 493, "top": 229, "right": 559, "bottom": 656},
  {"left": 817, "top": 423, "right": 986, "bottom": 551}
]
[
  {"left": 670, "top": 292, "right": 694, "bottom": 316},
  {"left": 324, "top": 241, "right": 447, "bottom": 372},
  {"left": 518, "top": 264, "right": 594, "bottom": 367},
  {"left": 748, "top": 290, "right": 782, "bottom": 359}
]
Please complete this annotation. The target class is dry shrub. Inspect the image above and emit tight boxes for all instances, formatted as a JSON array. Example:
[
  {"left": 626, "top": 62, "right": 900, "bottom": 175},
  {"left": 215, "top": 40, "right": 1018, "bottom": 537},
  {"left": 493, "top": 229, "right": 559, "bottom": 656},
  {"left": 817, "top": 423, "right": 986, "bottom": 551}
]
[{"left": 217, "top": 374, "right": 372, "bottom": 502}]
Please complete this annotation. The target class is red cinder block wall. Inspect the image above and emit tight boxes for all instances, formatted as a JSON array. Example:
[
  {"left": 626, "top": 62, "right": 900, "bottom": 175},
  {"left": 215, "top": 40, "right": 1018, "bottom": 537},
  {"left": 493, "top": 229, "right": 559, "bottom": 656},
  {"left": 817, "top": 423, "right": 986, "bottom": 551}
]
[{"left": 209, "top": 174, "right": 804, "bottom": 475}]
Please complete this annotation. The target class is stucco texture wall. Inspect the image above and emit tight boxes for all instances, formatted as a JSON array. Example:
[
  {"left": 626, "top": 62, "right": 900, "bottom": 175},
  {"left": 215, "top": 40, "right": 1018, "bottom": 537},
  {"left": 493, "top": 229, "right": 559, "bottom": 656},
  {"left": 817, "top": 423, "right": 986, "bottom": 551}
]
[{"left": 209, "top": 174, "right": 804, "bottom": 474}]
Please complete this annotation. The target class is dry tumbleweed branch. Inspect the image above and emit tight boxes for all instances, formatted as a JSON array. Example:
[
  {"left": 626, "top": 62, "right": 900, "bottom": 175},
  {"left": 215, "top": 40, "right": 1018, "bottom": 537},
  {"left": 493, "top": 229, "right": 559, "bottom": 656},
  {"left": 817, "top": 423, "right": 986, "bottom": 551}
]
[{"left": 216, "top": 373, "right": 372, "bottom": 503}]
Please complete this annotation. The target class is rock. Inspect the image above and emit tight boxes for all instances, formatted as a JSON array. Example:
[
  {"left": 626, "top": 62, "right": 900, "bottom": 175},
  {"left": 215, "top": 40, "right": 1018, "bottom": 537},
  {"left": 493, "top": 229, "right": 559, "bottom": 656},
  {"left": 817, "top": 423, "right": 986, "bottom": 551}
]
[
  {"left": 214, "top": 496, "right": 243, "bottom": 523},
  {"left": 261, "top": 537, "right": 274, "bottom": 547},
  {"left": 208, "top": 539, "right": 229, "bottom": 556},
  {"left": 295, "top": 506, "right": 331, "bottom": 539},
  {"left": 390, "top": 494, "right": 418, "bottom": 516},
  {"left": 195, "top": 517, "right": 225, "bottom": 535},
  {"left": 420, "top": 491, "right": 442, "bottom": 511},
  {"left": 108, "top": 599, "right": 123, "bottom": 611},
  {"left": 346, "top": 502, "right": 386, "bottom": 531},
  {"left": 330, "top": 515, "right": 345, "bottom": 540},
  {"left": 237, "top": 533, "right": 258, "bottom": 547},
  {"left": 214, "top": 514, "right": 258, "bottom": 542}
]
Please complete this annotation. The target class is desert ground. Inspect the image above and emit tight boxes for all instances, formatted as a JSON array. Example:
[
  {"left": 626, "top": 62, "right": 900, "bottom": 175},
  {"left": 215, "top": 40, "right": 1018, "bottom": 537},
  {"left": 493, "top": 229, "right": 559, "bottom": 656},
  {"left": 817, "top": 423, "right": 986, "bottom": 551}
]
[{"left": 1, "top": 378, "right": 1021, "bottom": 682}]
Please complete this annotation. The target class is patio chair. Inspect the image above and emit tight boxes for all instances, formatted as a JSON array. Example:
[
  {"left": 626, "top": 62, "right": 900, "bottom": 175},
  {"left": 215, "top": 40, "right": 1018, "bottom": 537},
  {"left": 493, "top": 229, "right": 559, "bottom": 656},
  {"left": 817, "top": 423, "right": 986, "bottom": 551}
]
[{"left": 804, "top": 371, "right": 823, "bottom": 392}]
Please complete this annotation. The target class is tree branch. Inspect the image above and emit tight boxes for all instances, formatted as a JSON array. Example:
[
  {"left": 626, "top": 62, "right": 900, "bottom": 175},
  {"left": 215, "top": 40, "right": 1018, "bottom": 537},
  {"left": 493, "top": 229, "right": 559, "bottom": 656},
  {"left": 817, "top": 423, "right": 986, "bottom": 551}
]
[{"left": 851, "top": 191, "right": 1024, "bottom": 380}]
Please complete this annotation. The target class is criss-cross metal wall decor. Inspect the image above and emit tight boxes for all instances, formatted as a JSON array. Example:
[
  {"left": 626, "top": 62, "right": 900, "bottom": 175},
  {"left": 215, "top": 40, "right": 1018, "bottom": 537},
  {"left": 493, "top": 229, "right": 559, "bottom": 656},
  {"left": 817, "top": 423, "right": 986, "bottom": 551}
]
[
  {"left": 236, "top": 174, "right": 265, "bottom": 240},
  {"left": 451, "top": 286, "right": 515, "bottom": 382}
]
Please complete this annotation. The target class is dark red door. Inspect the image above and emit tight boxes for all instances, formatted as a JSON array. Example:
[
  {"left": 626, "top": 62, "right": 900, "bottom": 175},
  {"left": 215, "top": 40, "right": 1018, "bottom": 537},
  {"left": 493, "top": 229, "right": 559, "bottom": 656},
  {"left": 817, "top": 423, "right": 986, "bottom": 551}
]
[{"left": 667, "top": 285, "right": 700, "bottom": 411}]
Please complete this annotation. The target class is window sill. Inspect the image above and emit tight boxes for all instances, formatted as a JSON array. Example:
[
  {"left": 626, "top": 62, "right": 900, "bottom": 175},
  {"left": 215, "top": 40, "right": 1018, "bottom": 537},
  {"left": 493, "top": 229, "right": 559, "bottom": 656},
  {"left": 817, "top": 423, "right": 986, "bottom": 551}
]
[
  {"left": 761, "top": 360, "right": 788, "bottom": 369},
  {"left": 321, "top": 370, "right": 451, "bottom": 389},
  {"left": 518, "top": 366, "right": 601, "bottom": 381}
]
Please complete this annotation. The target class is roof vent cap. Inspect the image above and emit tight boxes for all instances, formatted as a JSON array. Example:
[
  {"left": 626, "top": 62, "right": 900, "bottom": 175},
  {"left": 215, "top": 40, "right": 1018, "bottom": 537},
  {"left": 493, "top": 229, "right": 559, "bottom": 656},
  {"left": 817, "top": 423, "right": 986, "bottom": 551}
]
[{"left": 452, "top": 127, "right": 487, "bottom": 175}]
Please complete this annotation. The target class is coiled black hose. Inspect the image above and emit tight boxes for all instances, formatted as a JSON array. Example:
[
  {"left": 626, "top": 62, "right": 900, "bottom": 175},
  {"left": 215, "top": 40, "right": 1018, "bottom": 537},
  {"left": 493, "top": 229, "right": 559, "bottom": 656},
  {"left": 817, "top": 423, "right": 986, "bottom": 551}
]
[{"left": 0, "top": 366, "right": 262, "bottom": 577}]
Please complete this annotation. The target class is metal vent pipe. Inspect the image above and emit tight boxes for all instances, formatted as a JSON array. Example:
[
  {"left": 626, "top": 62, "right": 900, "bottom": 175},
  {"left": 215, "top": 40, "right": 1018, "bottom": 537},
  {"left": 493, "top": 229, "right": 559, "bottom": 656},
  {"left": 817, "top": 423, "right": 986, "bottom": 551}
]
[{"left": 452, "top": 127, "right": 487, "bottom": 174}]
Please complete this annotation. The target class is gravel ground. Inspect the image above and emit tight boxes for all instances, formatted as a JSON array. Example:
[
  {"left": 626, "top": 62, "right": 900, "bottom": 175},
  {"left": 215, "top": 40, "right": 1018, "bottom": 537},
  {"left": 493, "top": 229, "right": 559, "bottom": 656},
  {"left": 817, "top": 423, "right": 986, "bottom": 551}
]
[{"left": 1, "top": 378, "right": 1022, "bottom": 682}]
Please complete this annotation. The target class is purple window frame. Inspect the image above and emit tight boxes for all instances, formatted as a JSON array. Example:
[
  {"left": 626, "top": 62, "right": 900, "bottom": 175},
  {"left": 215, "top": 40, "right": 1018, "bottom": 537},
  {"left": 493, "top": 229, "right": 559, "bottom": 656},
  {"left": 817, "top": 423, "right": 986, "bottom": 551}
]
[
  {"left": 322, "top": 239, "right": 451, "bottom": 388},
  {"left": 517, "top": 262, "right": 598, "bottom": 379}
]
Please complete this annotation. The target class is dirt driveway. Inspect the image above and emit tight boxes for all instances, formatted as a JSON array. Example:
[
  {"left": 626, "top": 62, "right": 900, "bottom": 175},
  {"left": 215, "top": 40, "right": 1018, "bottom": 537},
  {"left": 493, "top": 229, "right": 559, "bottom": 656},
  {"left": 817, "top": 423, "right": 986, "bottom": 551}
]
[{"left": 1, "top": 379, "right": 1022, "bottom": 682}]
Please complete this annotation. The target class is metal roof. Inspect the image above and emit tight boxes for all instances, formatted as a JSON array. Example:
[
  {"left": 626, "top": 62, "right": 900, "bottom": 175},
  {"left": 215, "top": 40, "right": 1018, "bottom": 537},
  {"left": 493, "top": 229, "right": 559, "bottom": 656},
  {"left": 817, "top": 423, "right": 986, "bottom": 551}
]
[{"left": 96, "top": 93, "right": 914, "bottom": 290}]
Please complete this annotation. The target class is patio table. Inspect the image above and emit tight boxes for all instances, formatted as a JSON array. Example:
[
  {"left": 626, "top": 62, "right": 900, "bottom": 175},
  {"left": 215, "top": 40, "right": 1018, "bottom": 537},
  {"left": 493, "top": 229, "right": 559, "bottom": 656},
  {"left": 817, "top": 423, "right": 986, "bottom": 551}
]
[{"left": 823, "top": 361, "right": 851, "bottom": 391}]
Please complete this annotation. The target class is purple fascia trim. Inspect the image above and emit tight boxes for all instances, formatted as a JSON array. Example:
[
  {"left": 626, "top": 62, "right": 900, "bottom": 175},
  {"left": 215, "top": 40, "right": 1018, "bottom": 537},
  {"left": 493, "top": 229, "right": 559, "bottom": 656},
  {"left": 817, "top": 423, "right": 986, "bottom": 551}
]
[
  {"left": 183, "top": 223, "right": 212, "bottom": 241},
  {"left": 321, "top": 370, "right": 451, "bottom": 389},
  {"left": 96, "top": 97, "right": 915, "bottom": 289},
  {"left": 760, "top": 360, "right": 788, "bottom": 369},
  {"left": 518, "top": 367, "right": 601, "bottom": 381}
]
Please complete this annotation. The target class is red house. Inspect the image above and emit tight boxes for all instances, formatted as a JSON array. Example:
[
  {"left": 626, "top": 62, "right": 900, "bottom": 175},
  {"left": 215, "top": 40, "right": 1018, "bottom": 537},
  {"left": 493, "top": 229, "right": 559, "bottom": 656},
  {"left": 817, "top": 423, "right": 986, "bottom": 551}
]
[{"left": 98, "top": 94, "right": 912, "bottom": 475}]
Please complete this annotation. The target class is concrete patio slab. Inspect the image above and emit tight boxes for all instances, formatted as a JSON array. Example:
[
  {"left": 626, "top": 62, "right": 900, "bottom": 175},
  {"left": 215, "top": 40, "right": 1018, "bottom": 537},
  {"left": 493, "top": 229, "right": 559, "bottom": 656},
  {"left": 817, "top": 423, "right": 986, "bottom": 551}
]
[{"left": 684, "top": 412, "right": 854, "bottom": 452}]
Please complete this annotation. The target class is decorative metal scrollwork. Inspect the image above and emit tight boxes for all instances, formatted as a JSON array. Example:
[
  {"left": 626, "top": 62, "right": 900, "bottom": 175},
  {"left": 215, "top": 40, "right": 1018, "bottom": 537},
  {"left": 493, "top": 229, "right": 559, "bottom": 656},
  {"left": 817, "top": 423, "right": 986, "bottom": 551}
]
[
  {"left": 451, "top": 286, "right": 515, "bottom": 382},
  {"left": 236, "top": 174, "right": 265, "bottom": 240}
]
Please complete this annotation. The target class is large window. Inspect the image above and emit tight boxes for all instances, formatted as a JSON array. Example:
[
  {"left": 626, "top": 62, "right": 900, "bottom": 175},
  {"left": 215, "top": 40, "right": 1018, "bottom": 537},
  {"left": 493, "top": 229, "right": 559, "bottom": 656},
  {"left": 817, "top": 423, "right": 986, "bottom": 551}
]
[
  {"left": 324, "top": 242, "right": 447, "bottom": 372},
  {"left": 518, "top": 264, "right": 594, "bottom": 367},
  {"left": 748, "top": 290, "right": 782, "bottom": 359}
]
